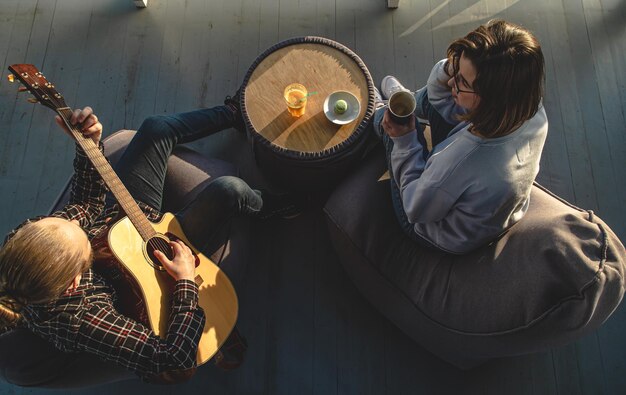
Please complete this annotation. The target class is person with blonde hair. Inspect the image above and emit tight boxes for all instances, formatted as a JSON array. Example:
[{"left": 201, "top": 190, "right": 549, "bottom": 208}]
[
  {"left": 0, "top": 95, "right": 293, "bottom": 381},
  {"left": 373, "top": 19, "right": 547, "bottom": 254}
]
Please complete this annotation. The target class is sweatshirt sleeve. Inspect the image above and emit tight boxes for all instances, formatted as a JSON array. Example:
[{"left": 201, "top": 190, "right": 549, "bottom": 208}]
[
  {"left": 390, "top": 132, "right": 458, "bottom": 223},
  {"left": 425, "top": 59, "right": 467, "bottom": 125}
]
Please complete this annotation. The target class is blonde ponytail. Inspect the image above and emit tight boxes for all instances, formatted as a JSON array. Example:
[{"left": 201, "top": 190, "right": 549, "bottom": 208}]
[
  {"left": 0, "top": 293, "right": 22, "bottom": 328},
  {"left": 0, "top": 219, "right": 92, "bottom": 326}
]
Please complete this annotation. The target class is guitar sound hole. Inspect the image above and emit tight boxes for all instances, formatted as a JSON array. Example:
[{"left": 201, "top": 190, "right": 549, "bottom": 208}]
[{"left": 146, "top": 236, "right": 173, "bottom": 270}]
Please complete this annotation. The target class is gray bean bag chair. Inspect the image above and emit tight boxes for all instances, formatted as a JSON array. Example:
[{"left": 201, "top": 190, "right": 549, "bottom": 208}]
[
  {"left": 0, "top": 130, "right": 240, "bottom": 387},
  {"left": 323, "top": 146, "right": 626, "bottom": 369}
]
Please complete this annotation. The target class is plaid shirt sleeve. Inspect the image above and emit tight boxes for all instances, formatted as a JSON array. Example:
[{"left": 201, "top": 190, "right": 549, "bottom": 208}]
[
  {"left": 62, "top": 142, "right": 107, "bottom": 227},
  {"left": 74, "top": 280, "right": 205, "bottom": 379}
]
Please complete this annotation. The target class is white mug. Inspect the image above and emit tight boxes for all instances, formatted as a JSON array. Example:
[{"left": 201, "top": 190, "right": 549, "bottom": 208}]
[{"left": 388, "top": 90, "right": 416, "bottom": 125}]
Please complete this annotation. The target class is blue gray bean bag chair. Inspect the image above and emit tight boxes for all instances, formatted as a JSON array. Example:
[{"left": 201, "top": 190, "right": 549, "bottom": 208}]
[{"left": 323, "top": 146, "right": 626, "bottom": 369}]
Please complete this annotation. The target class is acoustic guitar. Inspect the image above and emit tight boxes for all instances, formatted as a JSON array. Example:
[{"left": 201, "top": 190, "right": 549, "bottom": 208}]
[{"left": 7, "top": 64, "right": 238, "bottom": 366}]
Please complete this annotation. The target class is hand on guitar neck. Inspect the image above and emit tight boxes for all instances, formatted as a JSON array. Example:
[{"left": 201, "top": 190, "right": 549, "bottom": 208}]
[
  {"left": 54, "top": 106, "right": 102, "bottom": 145},
  {"left": 154, "top": 240, "right": 197, "bottom": 282}
]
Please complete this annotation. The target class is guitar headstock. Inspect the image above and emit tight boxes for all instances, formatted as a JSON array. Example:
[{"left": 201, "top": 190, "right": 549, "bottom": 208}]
[{"left": 7, "top": 64, "right": 67, "bottom": 111}]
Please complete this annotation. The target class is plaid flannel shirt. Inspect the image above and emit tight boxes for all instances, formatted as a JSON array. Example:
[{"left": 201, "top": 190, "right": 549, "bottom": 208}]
[{"left": 3, "top": 144, "right": 206, "bottom": 380}]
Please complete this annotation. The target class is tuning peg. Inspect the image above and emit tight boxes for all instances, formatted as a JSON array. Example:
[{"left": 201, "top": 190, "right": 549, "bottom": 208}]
[
  {"left": 7, "top": 74, "right": 15, "bottom": 83},
  {"left": 18, "top": 87, "right": 29, "bottom": 93},
  {"left": 27, "top": 98, "right": 39, "bottom": 104}
]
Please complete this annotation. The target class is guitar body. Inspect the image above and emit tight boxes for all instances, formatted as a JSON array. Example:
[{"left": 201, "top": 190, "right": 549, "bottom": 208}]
[{"left": 92, "top": 213, "right": 238, "bottom": 366}]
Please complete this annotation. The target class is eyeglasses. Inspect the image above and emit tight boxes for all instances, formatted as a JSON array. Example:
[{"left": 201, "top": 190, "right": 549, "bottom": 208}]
[{"left": 452, "top": 72, "right": 476, "bottom": 95}]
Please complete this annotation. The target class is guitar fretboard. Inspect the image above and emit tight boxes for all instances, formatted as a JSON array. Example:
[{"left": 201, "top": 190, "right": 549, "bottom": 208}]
[{"left": 57, "top": 107, "right": 156, "bottom": 241}]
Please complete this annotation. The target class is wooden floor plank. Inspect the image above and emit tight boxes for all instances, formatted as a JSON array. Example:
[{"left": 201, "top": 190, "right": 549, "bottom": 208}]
[
  {"left": 383, "top": 319, "right": 463, "bottom": 395},
  {"left": 0, "top": 0, "right": 21, "bottom": 130},
  {"left": 266, "top": 215, "right": 317, "bottom": 395},
  {"left": 257, "top": 0, "right": 280, "bottom": 56},
  {"left": 544, "top": 0, "right": 599, "bottom": 211},
  {"left": 335, "top": 0, "right": 357, "bottom": 50},
  {"left": 171, "top": 0, "right": 212, "bottom": 113},
  {"left": 561, "top": 0, "right": 625, "bottom": 235},
  {"left": 388, "top": 0, "right": 435, "bottom": 91},
  {"left": 466, "top": 355, "right": 537, "bottom": 395},
  {"left": 15, "top": 1, "right": 91, "bottom": 216},
  {"left": 335, "top": 271, "right": 386, "bottom": 395},
  {"left": 562, "top": 0, "right": 623, "bottom": 220},
  {"left": 511, "top": 3, "right": 587, "bottom": 393},
  {"left": 1, "top": 0, "right": 58, "bottom": 231},
  {"left": 597, "top": 303, "right": 626, "bottom": 394},
  {"left": 276, "top": 0, "right": 318, "bottom": 42},
  {"left": 575, "top": 333, "right": 609, "bottom": 395},
  {"left": 153, "top": 0, "right": 186, "bottom": 116},
  {"left": 352, "top": 0, "right": 395, "bottom": 84},
  {"left": 108, "top": 0, "right": 166, "bottom": 132},
  {"left": 604, "top": 0, "right": 626, "bottom": 121},
  {"left": 530, "top": 0, "right": 577, "bottom": 201},
  {"left": 529, "top": 352, "right": 559, "bottom": 395},
  {"left": 581, "top": 0, "right": 626, "bottom": 237},
  {"left": 235, "top": 0, "right": 263, "bottom": 94},
  {"left": 187, "top": 0, "right": 244, "bottom": 159},
  {"left": 225, "top": 219, "right": 274, "bottom": 395},
  {"left": 73, "top": 0, "right": 133, "bottom": 139},
  {"left": 31, "top": 0, "right": 99, "bottom": 217},
  {"left": 315, "top": 0, "right": 337, "bottom": 41},
  {"left": 206, "top": 0, "right": 243, "bottom": 110},
  {"left": 0, "top": 0, "right": 20, "bottom": 74},
  {"left": 312, "top": 220, "right": 341, "bottom": 395},
  {"left": 126, "top": 1, "right": 167, "bottom": 127},
  {"left": 0, "top": 0, "right": 47, "bottom": 231},
  {"left": 428, "top": 0, "right": 455, "bottom": 69},
  {"left": 552, "top": 344, "right": 584, "bottom": 395}
]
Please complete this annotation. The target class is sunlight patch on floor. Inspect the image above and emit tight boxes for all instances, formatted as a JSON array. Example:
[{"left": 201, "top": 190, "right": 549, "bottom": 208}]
[{"left": 399, "top": 0, "right": 521, "bottom": 38}]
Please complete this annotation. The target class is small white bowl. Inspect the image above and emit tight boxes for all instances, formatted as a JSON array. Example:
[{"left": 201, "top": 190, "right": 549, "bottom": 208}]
[{"left": 323, "top": 91, "right": 361, "bottom": 125}]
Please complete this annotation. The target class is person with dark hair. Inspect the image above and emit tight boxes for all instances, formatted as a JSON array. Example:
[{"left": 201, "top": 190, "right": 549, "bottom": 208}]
[{"left": 373, "top": 19, "right": 547, "bottom": 254}]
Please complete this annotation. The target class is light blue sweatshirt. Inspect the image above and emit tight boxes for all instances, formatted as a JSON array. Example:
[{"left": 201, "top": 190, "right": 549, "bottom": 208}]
[{"left": 389, "top": 59, "right": 548, "bottom": 253}]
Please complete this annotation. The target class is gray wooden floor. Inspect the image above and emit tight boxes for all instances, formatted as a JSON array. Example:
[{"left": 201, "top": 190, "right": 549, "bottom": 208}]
[{"left": 1, "top": 0, "right": 625, "bottom": 394}]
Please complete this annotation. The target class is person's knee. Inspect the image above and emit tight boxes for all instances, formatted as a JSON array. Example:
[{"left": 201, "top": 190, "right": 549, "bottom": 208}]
[
  {"left": 372, "top": 107, "right": 386, "bottom": 138},
  {"left": 136, "top": 115, "right": 178, "bottom": 142},
  {"left": 414, "top": 87, "right": 429, "bottom": 119},
  {"left": 201, "top": 176, "right": 251, "bottom": 209}
]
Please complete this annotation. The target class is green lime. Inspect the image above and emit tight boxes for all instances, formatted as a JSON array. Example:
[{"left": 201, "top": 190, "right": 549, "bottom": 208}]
[{"left": 334, "top": 99, "right": 348, "bottom": 114}]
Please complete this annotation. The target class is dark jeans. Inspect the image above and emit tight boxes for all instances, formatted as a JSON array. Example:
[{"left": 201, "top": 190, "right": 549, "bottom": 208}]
[
  {"left": 113, "top": 106, "right": 262, "bottom": 255},
  {"left": 372, "top": 89, "right": 455, "bottom": 250}
]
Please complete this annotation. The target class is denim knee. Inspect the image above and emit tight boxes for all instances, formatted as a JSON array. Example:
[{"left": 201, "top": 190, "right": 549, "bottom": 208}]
[
  {"left": 208, "top": 176, "right": 249, "bottom": 195},
  {"left": 414, "top": 87, "right": 429, "bottom": 119},
  {"left": 372, "top": 106, "right": 386, "bottom": 139},
  {"left": 201, "top": 176, "right": 256, "bottom": 211},
  {"left": 136, "top": 115, "right": 180, "bottom": 143}
]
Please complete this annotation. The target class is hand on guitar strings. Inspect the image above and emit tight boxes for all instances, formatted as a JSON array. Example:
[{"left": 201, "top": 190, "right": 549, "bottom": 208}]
[
  {"left": 154, "top": 240, "right": 197, "bottom": 282},
  {"left": 55, "top": 106, "right": 103, "bottom": 146}
]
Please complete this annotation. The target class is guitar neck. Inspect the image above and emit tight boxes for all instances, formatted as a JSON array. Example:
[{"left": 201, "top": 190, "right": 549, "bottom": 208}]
[{"left": 56, "top": 107, "right": 156, "bottom": 241}]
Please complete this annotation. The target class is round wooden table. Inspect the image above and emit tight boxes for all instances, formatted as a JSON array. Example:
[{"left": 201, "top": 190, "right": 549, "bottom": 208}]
[{"left": 240, "top": 36, "right": 376, "bottom": 192}]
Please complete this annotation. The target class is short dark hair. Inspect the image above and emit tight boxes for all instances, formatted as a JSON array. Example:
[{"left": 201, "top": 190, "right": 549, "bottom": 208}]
[{"left": 447, "top": 20, "right": 545, "bottom": 138}]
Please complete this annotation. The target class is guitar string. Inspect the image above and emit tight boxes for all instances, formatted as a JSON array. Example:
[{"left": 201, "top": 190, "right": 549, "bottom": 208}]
[
  {"left": 55, "top": 106, "right": 156, "bottom": 239},
  {"left": 50, "top": 91, "right": 174, "bottom": 259}
]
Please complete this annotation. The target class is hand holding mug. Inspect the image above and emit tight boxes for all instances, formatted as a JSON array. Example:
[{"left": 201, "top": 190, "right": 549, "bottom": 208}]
[{"left": 382, "top": 109, "right": 416, "bottom": 138}]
